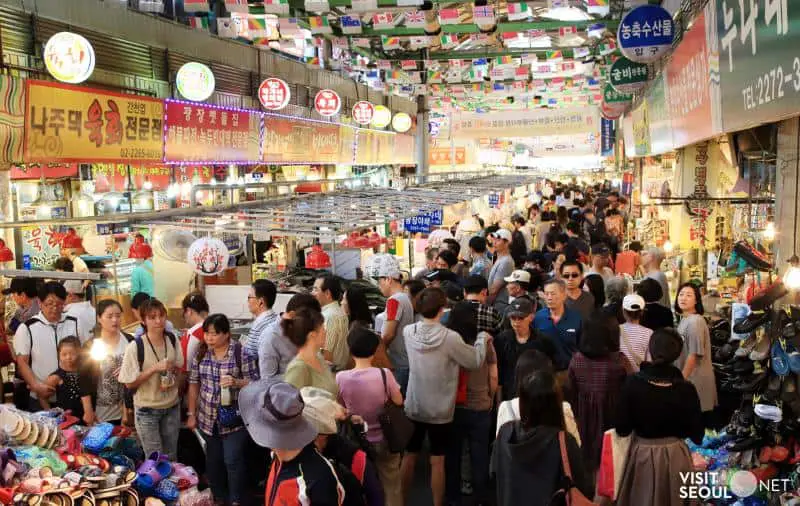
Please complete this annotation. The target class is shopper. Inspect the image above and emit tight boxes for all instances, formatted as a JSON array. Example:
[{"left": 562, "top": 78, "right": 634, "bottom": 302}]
[
  {"left": 565, "top": 222, "right": 589, "bottom": 257},
  {"left": 674, "top": 282, "right": 718, "bottom": 421},
  {"left": 118, "top": 298, "right": 183, "bottom": 459},
  {"left": 532, "top": 279, "right": 582, "bottom": 373},
  {"left": 239, "top": 379, "right": 343, "bottom": 506},
  {"left": 313, "top": 274, "right": 351, "bottom": 372},
  {"left": 492, "top": 370, "right": 592, "bottom": 506},
  {"left": 615, "top": 328, "right": 704, "bottom": 506},
  {"left": 187, "top": 314, "right": 259, "bottom": 506},
  {"left": 587, "top": 244, "right": 615, "bottom": 281},
  {"left": 567, "top": 312, "right": 630, "bottom": 471},
  {"left": 375, "top": 263, "right": 415, "bottom": 394},
  {"left": 486, "top": 229, "right": 515, "bottom": 311},
  {"left": 180, "top": 292, "right": 209, "bottom": 374},
  {"left": 131, "top": 292, "right": 176, "bottom": 338},
  {"left": 619, "top": 294, "right": 653, "bottom": 371},
  {"left": 615, "top": 241, "right": 643, "bottom": 276},
  {"left": 5, "top": 278, "right": 40, "bottom": 334},
  {"left": 462, "top": 275, "right": 502, "bottom": 335},
  {"left": 258, "top": 293, "right": 321, "bottom": 379},
  {"left": 401, "top": 287, "right": 487, "bottom": 506},
  {"left": 41, "top": 336, "right": 94, "bottom": 424},
  {"left": 243, "top": 279, "right": 279, "bottom": 360},
  {"left": 444, "top": 302, "right": 496, "bottom": 506},
  {"left": 560, "top": 260, "right": 594, "bottom": 322},
  {"left": 63, "top": 280, "right": 95, "bottom": 343},
  {"left": 468, "top": 236, "right": 492, "bottom": 279},
  {"left": 414, "top": 247, "right": 440, "bottom": 280},
  {"left": 636, "top": 278, "right": 674, "bottom": 330},
  {"left": 503, "top": 270, "right": 533, "bottom": 306},
  {"left": 284, "top": 307, "right": 338, "bottom": 396},
  {"left": 336, "top": 326, "right": 403, "bottom": 506},
  {"left": 86, "top": 299, "right": 133, "bottom": 425},
  {"left": 641, "top": 247, "right": 671, "bottom": 308},
  {"left": 496, "top": 299, "right": 556, "bottom": 401},
  {"left": 603, "top": 276, "right": 630, "bottom": 324},
  {"left": 435, "top": 250, "right": 461, "bottom": 278},
  {"left": 14, "top": 281, "right": 79, "bottom": 411},
  {"left": 342, "top": 288, "right": 374, "bottom": 329},
  {"left": 495, "top": 350, "right": 580, "bottom": 444},
  {"left": 583, "top": 273, "right": 605, "bottom": 309},
  {"left": 510, "top": 216, "right": 529, "bottom": 267}
]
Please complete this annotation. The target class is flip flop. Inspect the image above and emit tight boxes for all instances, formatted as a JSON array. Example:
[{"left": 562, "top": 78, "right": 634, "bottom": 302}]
[
  {"left": 787, "top": 341, "right": 800, "bottom": 374},
  {"left": 773, "top": 339, "right": 791, "bottom": 376}
]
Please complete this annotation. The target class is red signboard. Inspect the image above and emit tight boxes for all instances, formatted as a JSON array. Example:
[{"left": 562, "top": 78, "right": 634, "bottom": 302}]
[
  {"left": 10, "top": 163, "right": 78, "bottom": 180},
  {"left": 258, "top": 78, "right": 291, "bottom": 110},
  {"left": 92, "top": 163, "right": 171, "bottom": 192},
  {"left": 352, "top": 101, "right": 374, "bottom": 125},
  {"left": 262, "top": 116, "right": 342, "bottom": 164},
  {"left": 314, "top": 89, "right": 341, "bottom": 117},
  {"left": 163, "top": 101, "right": 261, "bottom": 163},
  {"left": 666, "top": 12, "right": 712, "bottom": 148}
]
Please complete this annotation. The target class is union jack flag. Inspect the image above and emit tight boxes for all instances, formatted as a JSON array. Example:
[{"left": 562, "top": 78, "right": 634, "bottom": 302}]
[{"left": 404, "top": 10, "right": 425, "bottom": 27}]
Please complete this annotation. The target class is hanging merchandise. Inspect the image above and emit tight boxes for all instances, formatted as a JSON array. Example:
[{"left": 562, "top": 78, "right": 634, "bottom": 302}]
[
  {"left": 609, "top": 57, "right": 650, "bottom": 94},
  {"left": 314, "top": 89, "right": 341, "bottom": 117},
  {"left": 617, "top": 4, "right": 674, "bottom": 63},
  {"left": 306, "top": 243, "right": 332, "bottom": 269},
  {"left": 187, "top": 237, "right": 230, "bottom": 276},
  {"left": 43, "top": 32, "right": 95, "bottom": 84},
  {"left": 352, "top": 101, "right": 375, "bottom": 125},
  {"left": 258, "top": 78, "right": 291, "bottom": 110},
  {"left": 175, "top": 62, "right": 216, "bottom": 102}
]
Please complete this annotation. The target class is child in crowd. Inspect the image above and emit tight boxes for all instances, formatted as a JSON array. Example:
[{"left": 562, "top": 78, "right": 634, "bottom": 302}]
[{"left": 42, "top": 336, "right": 94, "bottom": 424}]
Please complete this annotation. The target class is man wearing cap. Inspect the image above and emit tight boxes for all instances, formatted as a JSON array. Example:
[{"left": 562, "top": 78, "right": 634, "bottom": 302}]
[
  {"left": 375, "top": 262, "right": 415, "bottom": 396},
  {"left": 239, "top": 379, "right": 344, "bottom": 506},
  {"left": 486, "top": 229, "right": 515, "bottom": 311},
  {"left": 499, "top": 270, "right": 535, "bottom": 329},
  {"left": 620, "top": 294, "right": 653, "bottom": 372},
  {"left": 560, "top": 260, "right": 595, "bottom": 322},
  {"left": 586, "top": 244, "right": 615, "bottom": 281},
  {"left": 463, "top": 275, "right": 502, "bottom": 335},
  {"left": 4, "top": 278, "right": 40, "bottom": 334},
  {"left": 533, "top": 279, "right": 583, "bottom": 373},
  {"left": 495, "top": 298, "right": 556, "bottom": 401},
  {"left": 63, "top": 280, "right": 96, "bottom": 344}
]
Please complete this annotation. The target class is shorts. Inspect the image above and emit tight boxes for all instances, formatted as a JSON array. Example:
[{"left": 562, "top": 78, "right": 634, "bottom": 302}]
[{"left": 406, "top": 421, "right": 452, "bottom": 456}]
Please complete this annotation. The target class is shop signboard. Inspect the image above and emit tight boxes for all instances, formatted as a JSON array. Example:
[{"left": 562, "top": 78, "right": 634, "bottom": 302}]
[
  {"left": 403, "top": 214, "right": 432, "bottom": 234},
  {"left": 601, "top": 118, "right": 616, "bottom": 157},
  {"left": 645, "top": 74, "right": 673, "bottom": 154},
  {"left": 617, "top": 5, "right": 674, "bottom": 63},
  {"left": 429, "top": 208, "right": 444, "bottom": 226},
  {"left": 176, "top": 62, "right": 216, "bottom": 102},
  {"left": 429, "top": 147, "right": 466, "bottom": 165},
  {"left": 164, "top": 101, "right": 260, "bottom": 163},
  {"left": 352, "top": 101, "right": 375, "bottom": 125},
  {"left": 391, "top": 113, "right": 412, "bottom": 132},
  {"left": 714, "top": 0, "right": 797, "bottom": 132},
  {"left": 24, "top": 81, "right": 164, "bottom": 163},
  {"left": 92, "top": 163, "right": 172, "bottom": 192},
  {"left": 21, "top": 225, "right": 66, "bottom": 271},
  {"left": 314, "top": 89, "right": 341, "bottom": 117},
  {"left": 394, "top": 134, "right": 416, "bottom": 163},
  {"left": 338, "top": 125, "right": 357, "bottom": 164},
  {"left": 631, "top": 102, "right": 650, "bottom": 156},
  {"left": 258, "top": 78, "right": 291, "bottom": 110},
  {"left": 10, "top": 163, "right": 79, "bottom": 180},
  {"left": 609, "top": 57, "right": 650, "bottom": 94},
  {"left": 262, "top": 116, "right": 342, "bottom": 164},
  {"left": 451, "top": 108, "right": 598, "bottom": 139},
  {"left": 667, "top": 11, "right": 717, "bottom": 148},
  {"left": 43, "top": 32, "right": 95, "bottom": 84}
]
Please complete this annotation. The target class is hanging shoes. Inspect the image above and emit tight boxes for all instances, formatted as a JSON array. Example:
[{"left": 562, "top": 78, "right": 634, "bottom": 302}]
[{"left": 734, "top": 241, "right": 774, "bottom": 272}]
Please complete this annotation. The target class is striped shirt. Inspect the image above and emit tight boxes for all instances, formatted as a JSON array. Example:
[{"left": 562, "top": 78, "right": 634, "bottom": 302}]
[
  {"left": 243, "top": 310, "right": 279, "bottom": 359},
  {"left": 322, "top": 302, "right": 351, "bottom": 371},
  {"left": 619, "top": 322, "right": 653, "bottom": 371}
]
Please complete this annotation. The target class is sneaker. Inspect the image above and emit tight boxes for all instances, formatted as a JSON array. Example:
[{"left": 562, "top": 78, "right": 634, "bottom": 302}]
[
  {"left": 460, "top": 480, "right": 472, "bottom": 496},
  {"left": 734, "top": 241, "right": 774, "bottom": 271}
]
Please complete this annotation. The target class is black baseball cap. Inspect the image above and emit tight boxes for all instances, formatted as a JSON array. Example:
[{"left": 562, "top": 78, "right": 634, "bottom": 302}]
[
  {"left": 425, "top": 268, "right": 458, "bottom": 284},
  {"left": 463, "top": 275, "right": 488, "bottom": 292},
  {"left": 591, "top": 244, "right": 611, "bottom": 256},
  {"left": 3, "top": 278, "right": 36, "bottom": 296},
  {"left": 441, "top": 280, "right": 464, "bottom": 303},
  {"left": 507, "top": 298, "right": 534, "bottom": 318}
]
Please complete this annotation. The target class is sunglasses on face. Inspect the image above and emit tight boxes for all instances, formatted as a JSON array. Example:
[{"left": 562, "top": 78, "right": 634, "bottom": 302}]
[{"left": 562, "top": 273, "right": 581, "bottom": 279}]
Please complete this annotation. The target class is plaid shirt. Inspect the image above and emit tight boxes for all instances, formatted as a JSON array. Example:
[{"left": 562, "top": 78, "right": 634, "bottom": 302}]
[
  {"left": 189, "top": 342, "right": 260, "bottom": 435},
  {"left": 467, "top": 300, "right": 502, "bottom": 336}
]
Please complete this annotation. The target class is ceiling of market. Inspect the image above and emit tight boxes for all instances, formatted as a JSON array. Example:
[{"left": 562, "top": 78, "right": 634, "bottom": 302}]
[{"left": 184, "top": 0, "right": 695, "bottom": 114}]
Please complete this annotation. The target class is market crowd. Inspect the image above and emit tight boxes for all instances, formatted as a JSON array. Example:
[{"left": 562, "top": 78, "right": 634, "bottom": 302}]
[{"left": 2, "top": 181, "right": 716, "bottom": 506}]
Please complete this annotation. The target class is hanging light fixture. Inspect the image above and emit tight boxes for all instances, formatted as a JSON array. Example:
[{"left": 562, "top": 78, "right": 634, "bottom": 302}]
[
  {"left": 785, "top": 127, "right": 800, "bottom": 290},
  {"left": 663, "top": 239, "right": 674, "bottom": 253},
  {"left": 763, "top": 222, "right": 776, "bottom": 241}
]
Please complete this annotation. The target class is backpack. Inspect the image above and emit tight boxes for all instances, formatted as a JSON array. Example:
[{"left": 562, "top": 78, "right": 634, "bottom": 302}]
[{"left": 135, "top": 332, "right": 178, "bottom": 371}]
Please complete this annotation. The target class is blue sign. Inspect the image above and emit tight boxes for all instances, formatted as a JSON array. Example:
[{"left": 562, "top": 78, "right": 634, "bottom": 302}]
[
  {"left": 617, "top": 5, "right": 674, "bottom": 63},
  {"left": 22, "top": 255, "right": 31, "bottom": 270},
  {"left": 488, "top": 194, "right": 500, "bottom": 208},
  {"left": 403, "top": 214, "right": 432, "bottom": 234},
  {"left": 601, "top": 118, "right": 616, "bottom": 157},
  {"left": 428, "top": 209, "right": 443, "bottom": 226}
]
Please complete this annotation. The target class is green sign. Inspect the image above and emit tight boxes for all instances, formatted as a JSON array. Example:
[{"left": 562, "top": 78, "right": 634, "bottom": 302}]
[
  {"left": 603, "top": 82, "right": 632, "bottom": 104},
  {"left": 645, "top": 74, "right": 673, "bottom": 154},
  {"left": 714, "top": 0, "right": 800, "bottom": 132},
  {"left": 609, "top": 57, "right": 650, "bottom": 94}
]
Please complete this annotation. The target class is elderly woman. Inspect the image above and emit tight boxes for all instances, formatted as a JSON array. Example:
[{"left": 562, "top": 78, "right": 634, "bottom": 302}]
[{"left": 603, "top": 276, "right": 630, "bottom": 324}]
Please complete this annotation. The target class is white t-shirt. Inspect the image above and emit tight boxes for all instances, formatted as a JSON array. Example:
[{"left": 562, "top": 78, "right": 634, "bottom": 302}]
[
  {"left": 95, "top": 335, "right": 130, "bottom": 422},
  {"left": 65, "top": 301, "right": 96, "bottom": 344},
  {"left": 14, "top": 312, "right": 80, "bottom": 398}
]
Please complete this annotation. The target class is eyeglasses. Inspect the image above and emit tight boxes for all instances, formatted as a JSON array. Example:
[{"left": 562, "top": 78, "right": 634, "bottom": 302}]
[{"left": 562, "top": 273, "right": 581, "bottom": 279}]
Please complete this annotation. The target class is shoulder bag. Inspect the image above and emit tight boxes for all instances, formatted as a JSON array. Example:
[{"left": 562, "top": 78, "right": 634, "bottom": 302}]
[
  {"left": 551, "top": 431, "right": 598, "bottom": 506},
  {"left": 377, "top": 368, "right": 414, "bottom": 453}
]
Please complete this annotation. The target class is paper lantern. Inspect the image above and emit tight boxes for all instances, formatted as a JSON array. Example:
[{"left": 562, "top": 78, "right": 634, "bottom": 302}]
[
  {"left": 0, "top": 240, "right": 14, "bottom": 262},
  {"left": 371, "top": 106, "right": 391, "bottom": 128},
  {"left": 128, "top": 234, "right": 153, "bottom": 259},
  {"left": 187, "top": 237, "right": 230, "bottom": 276},
  {"left": 306, "top": 243, "right": 332, "bottom": 269}
]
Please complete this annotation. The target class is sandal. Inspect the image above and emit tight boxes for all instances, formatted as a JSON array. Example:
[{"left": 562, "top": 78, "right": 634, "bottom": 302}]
[
  {"left": 152, "top": 479, "right": 179, "bottom": 503},
  {"left": 82, "top": 424, "right": 114, "bottom": 454},
  {"left": 168, "top": 464, "right": 198, "bottom": 491},
  {"left": 773, "top": 339, "right": 791, "bottom": 376}
]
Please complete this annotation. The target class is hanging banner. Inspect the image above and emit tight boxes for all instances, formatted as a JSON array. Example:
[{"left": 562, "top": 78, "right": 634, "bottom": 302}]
[
  {"left": 601, "top": 119, "right": 616, "bottom": 157},
  {"left": 355, "top": 129, "right": 378, "bottom": 165},
  {"left": 10, "top": 163, "right": 78, "bottom": 180},
  {"left": 163, "top": 100, "right": 260, "bottom": 164},
  {"left": 21, "top": 225, "right": 66, "bottom": 271},
  {"left": 91, "top": 163, "right": 172, "bottom": 192},
  {"left": 429, "top": 147, "right": 466, "bottom": 165},
  {"left": 714, "top": 0, "right": 798, "bottom": 132},
  {"left": 394, "top": 134, "right": 415, "bottom": 163},
  {"left": 609, "top": 57, "right": 650, "bottom": 94},
  {"left": 645, "top": 74, "right": 673, "bottom": 154},
  {"left": 0, "top": 75, "right": 25, "bottom": 163},
  {"left": 262, "top": 116, "right": 342, "bottom": 164},
  {"left": 450, "top": 108, "right": 599, "bottom": 139},
  {"left": 338, "top": 125, "right": 357, "bottom": 164},
  {"left": 632, "top": 102, "right": 650, "bottom": 156},
  {"left": 376, "top": 131, "right": 395, "bottom": 163},
  {"left": 667, "top": 10, "right": 718, "bottom": 148},
  {"left": 24, "top": 81, "right": 164, "bottom": 163}
]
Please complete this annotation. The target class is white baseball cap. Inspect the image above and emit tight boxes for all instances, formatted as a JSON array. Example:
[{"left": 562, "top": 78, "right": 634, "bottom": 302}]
[
  {"left": 622, "top": 294, "right": 646, "bottom": 311},
  {"left": 491, "top": 229, "right": 512, "bottom": 242},
  {"left": 63, "top": 280, "right": 84, "bottom": 295},
  {"left": 504, "top": 270, "right": 531, "bottom": 284}
]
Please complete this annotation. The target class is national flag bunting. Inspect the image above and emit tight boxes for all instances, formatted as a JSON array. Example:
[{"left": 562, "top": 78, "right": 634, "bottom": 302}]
[
  {"left": 217, "top": 18, "right": 240, "bottom": 38},
  {"left": 350, "top": 0, "right": 377, "bottom": 11},
  {"left": 404, "top": 10, "right": 426, "bottom": 28},
  {"left": 262, "top": 0, "right": 289, "bottom": 15},
  {"left": 527, "top": 29, "right": 546, "bottom": 38},
  {"left": 188, "top": 16, "right": 210, "bottom": 31},
  {"left": 278, "top": 18, "right": 302, "bottom": 38},
  {"left": 223, "top": 0, "right": 248, "bottom": 13},
  {"left": 599, "top": 41, "right": 616, "bottom": 55},
  {"left": 546, "top": 50, "right": 563, "bottom": 62},
  {"left": 352, "top": 37, "right": 371, "bottom": 47},
  {"left": 309, "top": 16, "right": 332, "bottom": 34},
  {"left": 521, "top": 54, "right": 538, "bottom": 64},
  {"left": 382, "top": 36, "right": 401, "bottom": 50},
  {"left": 305, "top": 56, "right": 321, "bottom": 66},
  {"left": 472, "top": 4, "right": 495, "bottom": 24},
  {"left": 494, "top": 55, "right": 513, "bottom": 66},
  {"left": 558, "top": 25, "right": 577, "bottom": 37},
  {"left": 438, "top": 8, "right": 460, "bottom": 25},
  {"left": 506, "top": 3, "right": 530, "bottom": 21},
  {"left": 183, "top": 0, "right": 209, "bottom": 13},
  {"left": 401, "top": 60, "right": 417, "bottom": 70},
  {"left": 514, "top": 66, "right": 529, "bottom": 80},
  {"left": 377, "top": 60, "right": 392, "bottom": 70},
  {"left": 588, "top": 0, "right": 609, "bottom": 6},
  {"left": 372, "top": 12, "right": 394, "bottom": 29},
  {"left": 305, "top": 0, "right": 330, "bottom": 12},
  {"left": 332, "top": 37, "right": 349, "bottom": 49},
  {"left": 440, "top": 34, "right": 458, "bottom": 49},
  {"left": 428, "top": 71, "right": 443, "bottom": 83},
  {"left": 450, "top": 59, "right": 465, "bottom": 68},
  {"left": 340, "top": 15, "right": 362, "bottom": 34},
  {"left": 409, "top": 36, "right": 431, "bottom": 49},
  {"left": 573, "top": 47, "right": 590, "bottom": 58}
]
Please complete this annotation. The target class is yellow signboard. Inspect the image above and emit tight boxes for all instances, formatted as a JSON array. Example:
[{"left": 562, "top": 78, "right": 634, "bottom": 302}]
[
  {"left": 451, "top": 108, "right": 600, "bottom": 139},
  {"left": 24, "top": 80, "right": 164, "bottom": 163}
]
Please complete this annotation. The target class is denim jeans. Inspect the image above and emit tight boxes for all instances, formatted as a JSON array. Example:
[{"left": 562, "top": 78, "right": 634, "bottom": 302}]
[
  {"left": 445, "top": 407, "right": 491, "bottom": 505},
  {"left": 201, "top": 428, "right": 250, "bottom": 504},
  {"left": 393, "top": 367, "right": 410, "bottom": 398},
  {"left": 134, "top": 403, "right": 180, "bottom": 460}
]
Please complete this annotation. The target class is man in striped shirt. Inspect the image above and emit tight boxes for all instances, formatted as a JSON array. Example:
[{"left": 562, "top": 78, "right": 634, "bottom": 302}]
[
  {"left": 243, "top": 279, "right": 279, "bottom": 359},
  {"left": 619, "top": 294, "right": 653, "bottom": 371}
]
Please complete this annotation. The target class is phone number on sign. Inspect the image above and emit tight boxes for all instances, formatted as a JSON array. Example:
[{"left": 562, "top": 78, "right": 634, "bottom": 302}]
[
  {"left": 119, "top": 147, "right": 163, "bottom": 159},
  {"left": 741, "top": 58, "right": 800, "bottom": 111}
]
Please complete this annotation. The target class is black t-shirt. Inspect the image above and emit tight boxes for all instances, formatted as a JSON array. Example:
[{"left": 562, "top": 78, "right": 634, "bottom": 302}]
[
  {"left": 640, "top": 303, "right": 675, "bottom": 330},
  {"left": 266, "top": 444, "right": 342, "bottom": 506},
  {"left": 495, "top": 329, "right": 557, "bottom": 400},
  {"left": 53, "top": 368, "right": 92, "bottom": 419}
]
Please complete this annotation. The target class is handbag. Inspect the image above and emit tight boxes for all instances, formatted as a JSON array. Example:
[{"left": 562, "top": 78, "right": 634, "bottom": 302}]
[
  {"left": 377, "top": 368, "right": 414, "bottom": 453},
  {"left": 216, "top": 343, "right": 244, "bottom": 429},
  {"left": 551, "top": 431, "right": 599, "bottom": 506},
  {"left": 595, "top": 429, "right": 631, "bottom": 500}
]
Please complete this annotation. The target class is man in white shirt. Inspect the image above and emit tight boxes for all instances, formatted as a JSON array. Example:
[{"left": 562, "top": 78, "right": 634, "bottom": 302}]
[
  {"left": 63, "top": 280, "right": 95, "bottom": 344},
  {"left": 14, "top": 281, "right": 80, "bottom": 411},
  {"left": 312, "top": 274, "right": 350, "bottom": 371}
]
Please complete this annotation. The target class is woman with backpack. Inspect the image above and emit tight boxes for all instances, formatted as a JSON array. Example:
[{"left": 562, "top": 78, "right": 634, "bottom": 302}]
[
  {"left": 187, "top": 314, "right": 259, "bottom": 506},
  {"left": 118, "top": 298, "right": 183, "bottom": 459},
  {"left": 86, "top": 299, "right": 133, "bottom": 425}
]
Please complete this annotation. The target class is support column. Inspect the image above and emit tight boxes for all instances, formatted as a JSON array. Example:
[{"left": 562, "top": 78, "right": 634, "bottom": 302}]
[
  {"left": 416, "top": 94, "right": 430, "bottom": 183},
  {"left": 775, "top": 117, "right": 800, "bottom": 269}
]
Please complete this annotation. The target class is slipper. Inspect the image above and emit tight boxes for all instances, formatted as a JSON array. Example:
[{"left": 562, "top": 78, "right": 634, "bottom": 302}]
[
  {"left": 755, "top": 403, "right": 783, "bottom": 422},
  {"left": 152, "top": 479, "right": 179, "bottom": 503},
  {"left": 110, "top": 427, "right": 131, "bottom": 439},
  {"left": 168, "top": 464, "right": 198, "bottom": 491},
  {"left": 82, "top": 424, "right": 114, "bottom": 454},
  {"left": 773, "top": 339, "right": 791, "bottom": 376},
  {"left": 135, "top": 459, "right": 171, "bottom": 490},
  {"left": 787, "top": 341, "right": 800, "bottom": 374},
  {"left": 734, "top": 241, "right": 774, "bottom": 272}
]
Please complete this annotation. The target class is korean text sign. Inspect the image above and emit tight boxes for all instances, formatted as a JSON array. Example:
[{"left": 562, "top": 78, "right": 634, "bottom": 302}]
[
  {"left": 715, "top": 0, "right": 795, "bottom": 131},
  {"left": 164, "top": 101, "right": 260, "bottom": 163},
  {"left": 24, "top": 81, "right": 164, "bottom": 163},
  {"left": 451, "top": 108, "right": 599, "bottom": 139},
  {"left": 262, "top": 116, "right": 342, "bottom": 164}
]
